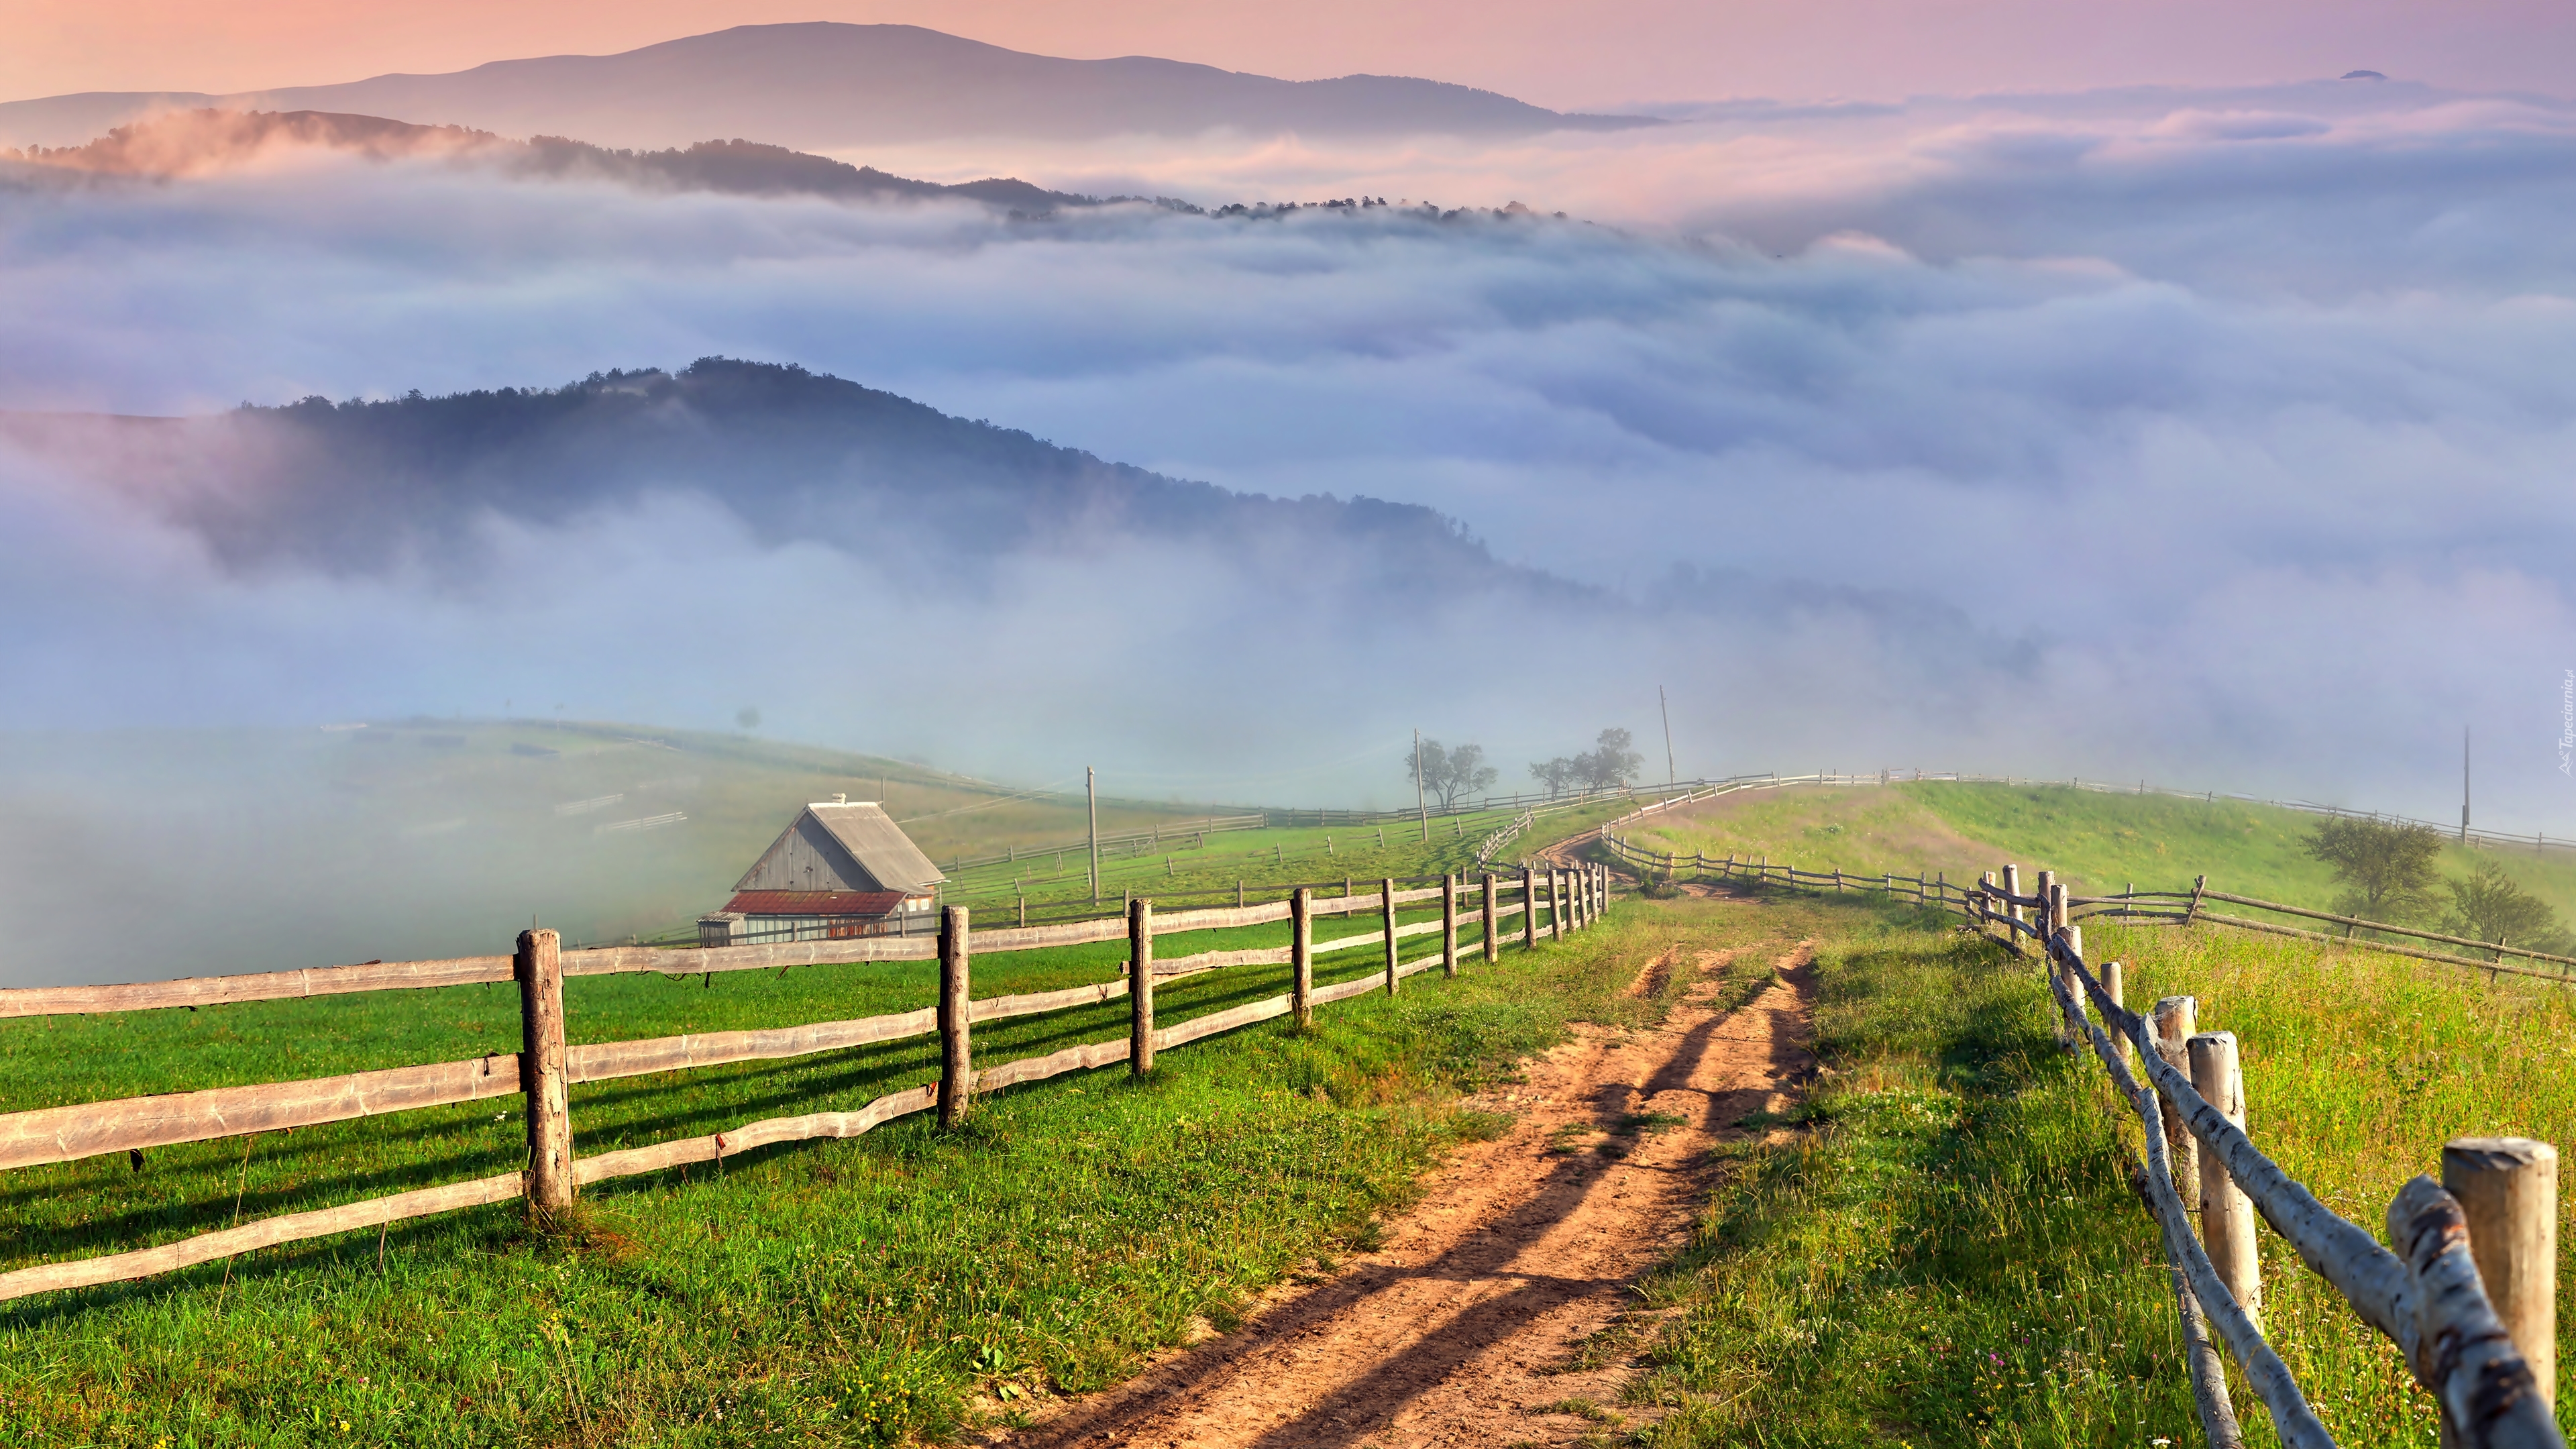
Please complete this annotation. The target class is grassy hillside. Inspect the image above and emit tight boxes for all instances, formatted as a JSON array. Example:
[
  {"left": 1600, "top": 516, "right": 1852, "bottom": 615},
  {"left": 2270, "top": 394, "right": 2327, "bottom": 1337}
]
[
  {"left": 938, "top": 798, "right": 1638, "bottom": 918},
  {"left": 0, "top": 816, "right": 1681, "bottom": 1446},
  {"left": 1621, "top": 782, "right": 2576, "bottom": 930},
  {"left": 0, "top": 718, "right": 1254, "bottom": 984},
  {"left": 1624, "top": 890, "right": 2573, "bottom": 1446}
]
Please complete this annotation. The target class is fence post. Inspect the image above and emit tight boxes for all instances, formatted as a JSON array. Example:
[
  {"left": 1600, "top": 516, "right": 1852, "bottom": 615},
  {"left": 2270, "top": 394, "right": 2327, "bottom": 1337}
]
[
  {"left": 2053, "top": 888, "right": 2080, "bottom": 1045},
  {"left": 2442, "top": 1137, "right": 2557, "bottom": 1407},
  {"left": 1481, "top": 871, "right": 1498, "bottom": 963},
  {"left": 2002, "top": 865, "right": 2025, "bottom": 956},
  {"left": 2188, "top": 1031, "right": 2261, "bottom": 1325},
  {"left": 515, "top": 928, "right": 574, "bottom": 1216},
  {"left": 1129, "top": 898, "right": 1155, "bottom": 1075},
  {"left": 1442, "top": 873, "right": 1459, "bottom": 977},
  {"left": 1381, "top": 877, "right": 1400, "bottom": 995},
  {"left": 1550, "top": 869, "right": 1566, "bottom": 941},
  {"left": 2103, "top": 960, "right": 2127, "bottom": 1071},
  {"left": 1291, "top": 887, "right": 1313, "bottom": 1029},
  {"left": 938, "top": 906, "right": 971, "bottom": 1128},
  {"left": 1522, "top": 867, "right": 1538, "bottom": 949},
  {"left": 2035, "top": 870, "right": 2059, "bottom": 1040},
  {"left": 2153, "top": 996, "right": 2202, "bottom": 1207}
]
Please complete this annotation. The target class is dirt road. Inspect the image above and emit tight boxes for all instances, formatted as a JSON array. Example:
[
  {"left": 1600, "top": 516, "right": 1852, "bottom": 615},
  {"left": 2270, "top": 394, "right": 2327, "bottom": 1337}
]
[{"left": 1008, "top": 938, "right": 1817, "bottom": 1448}]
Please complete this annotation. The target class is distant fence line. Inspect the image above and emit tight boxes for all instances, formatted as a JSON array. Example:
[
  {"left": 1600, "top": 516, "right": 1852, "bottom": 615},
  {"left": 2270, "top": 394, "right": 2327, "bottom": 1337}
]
[
  {"left": 0, "top": 860, "right": 1617, "bottom": 1304},
  {"left": 1593, "top": 821, "right": 2565, "bottom": 1449}
]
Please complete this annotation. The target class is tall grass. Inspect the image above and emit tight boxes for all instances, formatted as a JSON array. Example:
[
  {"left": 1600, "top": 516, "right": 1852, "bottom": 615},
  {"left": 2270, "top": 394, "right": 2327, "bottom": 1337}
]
[
  {"left": 1632, "top": 904, "right": 2213, "bottom": 1446},
  {"left": 2094, "top": 920, "right": 2576, "bottom": 1442},
  {"left": 1634, "top": 895, "right": 2569, "bottom": 1447}
]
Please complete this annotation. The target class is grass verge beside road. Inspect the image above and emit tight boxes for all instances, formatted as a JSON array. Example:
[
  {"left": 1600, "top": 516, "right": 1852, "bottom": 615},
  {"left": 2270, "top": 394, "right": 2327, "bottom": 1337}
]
[{"left": 1627, "top": 890, "right": 2571, "bottom": 1447}]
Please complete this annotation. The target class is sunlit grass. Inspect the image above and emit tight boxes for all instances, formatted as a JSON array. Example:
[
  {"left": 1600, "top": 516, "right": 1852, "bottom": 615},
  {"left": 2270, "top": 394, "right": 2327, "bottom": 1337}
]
[{"left": 0, "top": 889, "right": 1715, "bottom": 1444}]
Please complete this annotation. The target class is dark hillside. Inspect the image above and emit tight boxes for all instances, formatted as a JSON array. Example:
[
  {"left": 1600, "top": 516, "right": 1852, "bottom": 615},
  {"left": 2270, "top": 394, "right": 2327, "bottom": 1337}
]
[{"left": 0, "top": 360, "right": 1559, "bottom": 599}]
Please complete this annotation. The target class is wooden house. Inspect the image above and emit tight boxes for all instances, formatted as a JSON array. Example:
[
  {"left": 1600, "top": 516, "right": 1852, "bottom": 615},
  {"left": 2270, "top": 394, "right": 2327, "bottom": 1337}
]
[{"left": 697, "top": 796, "right": 946, "bottom": 946}]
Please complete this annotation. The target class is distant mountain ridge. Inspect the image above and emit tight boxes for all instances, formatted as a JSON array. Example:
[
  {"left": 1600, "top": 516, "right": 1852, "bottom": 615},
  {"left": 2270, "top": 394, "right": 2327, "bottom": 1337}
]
[
  {"left": 3, "top": 108, "right": 1097, "bottom": 211},
  {"left": 0, "top": 359, "right": 1574, "bottom": 603},
  {"left": 0, "top": 23, "right": 1660, "bottom": 151}
]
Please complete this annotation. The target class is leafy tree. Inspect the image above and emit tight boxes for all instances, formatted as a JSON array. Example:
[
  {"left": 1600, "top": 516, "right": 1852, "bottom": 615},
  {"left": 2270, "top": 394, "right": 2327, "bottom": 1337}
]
[
  {"left": 2444, "top": 857, "right": 2570, "bottom": 952},
  {"left": 1529, "top": 756, "right": 1577, "bottom": 798},
  {"left": 1529, "top": 728, "right": 1646, "bottom": 798},
  {"left": 1413, "top": 739, "right": 1499, "bottom": 810},
  {"left": 1577, "top": 729, "right": 1644, "bottom": 790},
  {"left": 2304, "top": 817, "right": 2443, "bottom": 921}
]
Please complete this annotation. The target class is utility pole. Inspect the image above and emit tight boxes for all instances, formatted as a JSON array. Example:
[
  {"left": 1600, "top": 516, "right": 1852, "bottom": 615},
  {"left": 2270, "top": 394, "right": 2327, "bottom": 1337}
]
[
  {"left": 1413, "top": 729, "right": 1430, "bottom": 843},
  {"left": 1659, "top": 685, "right": 1676, "bottom": 786},
  {"left": 2461, "top": 727, "right": 2471, "bottom": 844},
  {"left": 1087, "top": 765, "right": 1101, "bottom": 904}
]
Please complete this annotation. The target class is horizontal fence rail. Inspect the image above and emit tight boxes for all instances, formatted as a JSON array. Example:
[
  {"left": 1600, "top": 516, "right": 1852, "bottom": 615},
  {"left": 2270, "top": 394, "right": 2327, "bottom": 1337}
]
[
  {"left": 0, "top": 862, "right": 1615, "bottom": 1303},
  {"left": 1594, "top": 817, "right": 2567, "bottom": 1449}
]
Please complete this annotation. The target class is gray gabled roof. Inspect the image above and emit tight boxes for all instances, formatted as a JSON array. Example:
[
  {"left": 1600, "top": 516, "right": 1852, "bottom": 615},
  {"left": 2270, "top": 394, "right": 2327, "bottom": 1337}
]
[
  {"left": 734, "top": 800, "right": 945, "bottom": 895},
  {"left": 807, "top": 801, "right": 945, "bottom": 892}
]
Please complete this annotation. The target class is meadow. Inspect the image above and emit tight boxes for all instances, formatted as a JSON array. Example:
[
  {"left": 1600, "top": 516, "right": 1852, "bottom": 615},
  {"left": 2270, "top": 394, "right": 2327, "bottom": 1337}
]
[
  {"left": 1619, "top": 882, "right": 2572, "bottom": 1448},
  {"left": 1619, "top": 781, "right": 2576, "bottom": 924},
  {"left": 0, "top": 810, "right": 1636, "bottom": 1445},
  {"left": 15, "top": 788, "right": 2572, "bottom": 1447}
]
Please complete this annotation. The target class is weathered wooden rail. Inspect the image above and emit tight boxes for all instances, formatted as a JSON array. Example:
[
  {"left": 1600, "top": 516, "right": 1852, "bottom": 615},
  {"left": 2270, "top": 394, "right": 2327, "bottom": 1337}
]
[
  {"left": 1596, "top": 813, "right": 2566, "bottom": 1449},
  {"left": 0, "top": 862, "right": 1615, "bottom": 1303}
]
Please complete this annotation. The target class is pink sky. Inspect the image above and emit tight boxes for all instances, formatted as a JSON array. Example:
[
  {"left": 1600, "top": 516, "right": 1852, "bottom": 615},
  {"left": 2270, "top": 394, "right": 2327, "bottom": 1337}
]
[{"left": 11, "top": 0, "right": 2576, "bottom": 109}]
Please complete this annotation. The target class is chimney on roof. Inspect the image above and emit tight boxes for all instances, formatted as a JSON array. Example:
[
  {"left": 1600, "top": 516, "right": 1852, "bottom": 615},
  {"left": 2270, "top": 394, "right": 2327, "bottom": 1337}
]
[{"left": 833, "top": 793, "right": 847, "bottom": 804}]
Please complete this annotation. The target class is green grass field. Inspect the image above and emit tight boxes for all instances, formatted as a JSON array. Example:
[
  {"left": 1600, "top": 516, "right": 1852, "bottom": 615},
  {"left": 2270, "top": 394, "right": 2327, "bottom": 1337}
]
[
  {"left": 1621, "top": 782, "right": 2576, "bottom": 928},
  {"left": 17, "top": 781, "right": 2571, "bottom": 1447},
  {"left": 1619, "top": 889, "right": 2571, "bottom": 1447},
  {"left": 0, "top": 808, "right": 1630, "bottom": 1444},
  {"left": 938, "top": 798, "right": 1635, "bottom": 918}
]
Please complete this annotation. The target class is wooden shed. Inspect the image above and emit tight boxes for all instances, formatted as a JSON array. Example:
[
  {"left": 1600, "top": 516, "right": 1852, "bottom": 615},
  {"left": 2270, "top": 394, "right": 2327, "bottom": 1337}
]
[{"left": 697, "top": 796, "right": 947, "bottom": 947}]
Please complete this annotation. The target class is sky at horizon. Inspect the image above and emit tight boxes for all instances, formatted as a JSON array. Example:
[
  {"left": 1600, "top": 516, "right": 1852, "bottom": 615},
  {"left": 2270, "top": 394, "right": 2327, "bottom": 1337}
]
[
  {"left": 10, "top": 0, "right": 2576, "bottom": 113},
  {"left": 3, "top": 7, "right": 2574, "bottom": 975}
]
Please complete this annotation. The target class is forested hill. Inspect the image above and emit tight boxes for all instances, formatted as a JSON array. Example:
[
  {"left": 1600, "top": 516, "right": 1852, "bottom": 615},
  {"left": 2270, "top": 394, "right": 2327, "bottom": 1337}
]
[
  {"left": 4, "top": 109, "right": 1096, "bottom": 212},
  {"left": 1, "top": 360, "right": 1561, "bottom": 598}
]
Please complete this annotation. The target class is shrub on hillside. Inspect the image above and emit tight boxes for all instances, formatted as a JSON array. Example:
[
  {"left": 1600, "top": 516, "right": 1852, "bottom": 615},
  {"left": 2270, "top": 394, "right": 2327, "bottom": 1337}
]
[
  {"left": 2444, "top": 857, "right": 2572, "bottom": 953},
  {"left": 2304, "top": 816, "right": 2444, "bottom": 922}
]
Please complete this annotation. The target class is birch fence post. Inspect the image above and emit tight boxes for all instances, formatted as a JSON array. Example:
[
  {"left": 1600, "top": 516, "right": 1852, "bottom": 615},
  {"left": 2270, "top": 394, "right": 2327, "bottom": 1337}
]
[
  {"left": 2002, "top": 864, "right": 2026, "bottom": 956},
  {"left": 1381, "top": 877, "right": 1400, "bottom": 995},
  {"left": 2188, "top": 1030, "right": 2261, "bottom": 1324},
  {"left": 1290, "top": 886, "right": 1314, "bottom": 1030},
  {"left": 1128, "top": 898, "right": 1155, "bottom": 1075},
  {"left": 938, "top": 906, "right": 971, "bottom": 1129},
  {"left": 1442, "top": 873, "right": 1459, "bottom": 977},
  {"left": 1522, "top": 867, "right": 1538, "bottom": 949},
  {"left": 2441, "top": 1137, "right": 2558, "bottom": 1406},
  {"left": 2104, "top": 960, "right": 2128, "bottom": 1071},
  {"left": 2153, "top": 996, "right": 2201, "bottom": 1207},
  {"left": 515, "top": 928, "right": 574, "bottom": 1216},
  {"left": 1481, "top": 871, "right": 1498, "bottom": 964}
]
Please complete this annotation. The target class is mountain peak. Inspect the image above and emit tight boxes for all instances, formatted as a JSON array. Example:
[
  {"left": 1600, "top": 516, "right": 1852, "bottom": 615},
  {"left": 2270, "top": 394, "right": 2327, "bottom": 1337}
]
[{"left": 0, "top": 24, "right": 1660, "bottom": 152}]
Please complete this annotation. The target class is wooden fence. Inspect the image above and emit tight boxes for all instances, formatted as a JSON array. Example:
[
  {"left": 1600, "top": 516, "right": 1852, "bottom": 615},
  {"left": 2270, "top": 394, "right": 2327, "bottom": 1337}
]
[
  {"left": 1595, "top": 822, "right": 2565, "bottom": 1449},
  {"left": 0, "top": 861, "right": 1615, "bottom": 1304}
]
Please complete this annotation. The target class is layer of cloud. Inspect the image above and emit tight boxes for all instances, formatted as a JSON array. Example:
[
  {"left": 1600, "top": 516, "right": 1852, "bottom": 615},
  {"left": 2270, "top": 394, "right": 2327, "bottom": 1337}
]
[{"left": 0, "top": 74, "right": 2570, "bottom": 982}]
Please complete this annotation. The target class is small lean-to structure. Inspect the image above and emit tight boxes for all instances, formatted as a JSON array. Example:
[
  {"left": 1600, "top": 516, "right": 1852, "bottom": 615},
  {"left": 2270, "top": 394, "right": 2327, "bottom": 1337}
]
[{"left": 698, "top": 795, "right": 946, "bottom": 946}]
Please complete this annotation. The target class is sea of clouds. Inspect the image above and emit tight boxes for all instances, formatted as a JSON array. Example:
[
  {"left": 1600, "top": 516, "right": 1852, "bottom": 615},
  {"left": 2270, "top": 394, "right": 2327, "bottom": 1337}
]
[{"left": 1, "top": 73, "right": 2572, "bottom": 977}]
